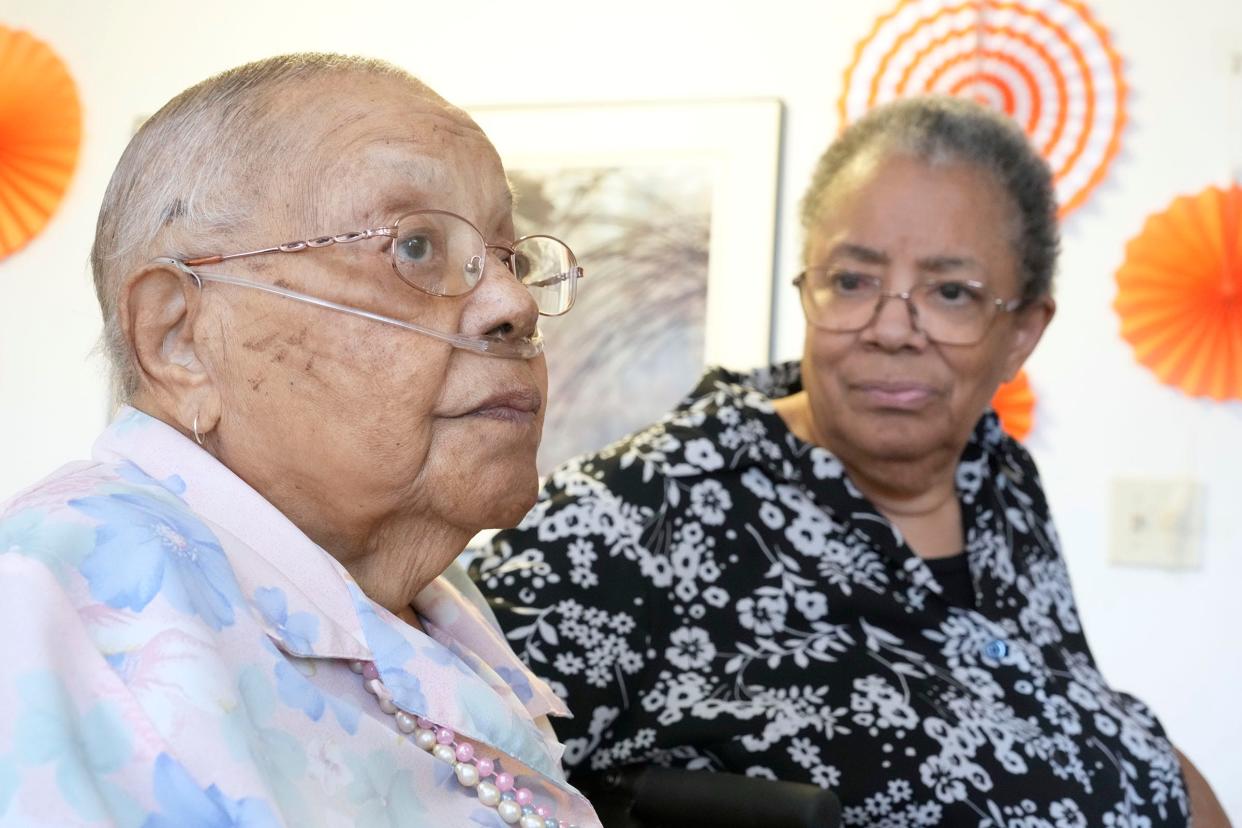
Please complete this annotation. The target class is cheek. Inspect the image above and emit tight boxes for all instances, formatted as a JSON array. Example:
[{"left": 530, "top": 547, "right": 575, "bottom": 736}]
[
  {"left": 533, "top": 354, "right": 549, "bottom": 397},
  {"left": 341, "top": 338, "right": 452, "bottom": 447},
  {"left": 802, "top": 331, "right": 850, "bottom": 395},
  {"left": 939, "top": 338, "right": 1012, "bottom": 412},
  {"left": 228, "top": 309, "right": 451, "bottom": 456}
]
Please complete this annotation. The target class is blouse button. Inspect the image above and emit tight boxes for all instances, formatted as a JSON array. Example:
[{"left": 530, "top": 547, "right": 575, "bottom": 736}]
[{"left": 983, "top": 638, "right": 1009, "bottom": 660}]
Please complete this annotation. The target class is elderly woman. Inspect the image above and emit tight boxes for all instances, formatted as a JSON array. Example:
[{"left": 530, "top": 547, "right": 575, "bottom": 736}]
[
  {"left": 471, "top": 97, "right": 1230, "bottom": 826},
  {"left": 0, "top": 54, "right": 598, "bottom": 828}
]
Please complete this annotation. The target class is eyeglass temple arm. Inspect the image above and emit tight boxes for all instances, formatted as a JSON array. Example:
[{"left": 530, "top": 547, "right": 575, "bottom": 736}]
[
  {"left": 525, "top": 265, "right": 585, "bottom": 289},
  {"left": 155, "top": 258, "right": 542, "bottom": 359},
  {"left": 182, "top": 227, "right": 398, "bottom": 268},
  {"left": 488, "top": 237, "right": 587, "bottom": 289}
]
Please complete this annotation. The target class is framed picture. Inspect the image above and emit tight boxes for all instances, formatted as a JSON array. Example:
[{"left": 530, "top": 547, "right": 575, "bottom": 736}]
[{"left": 469, "top": 100, "right": 783, "bottom": 474}]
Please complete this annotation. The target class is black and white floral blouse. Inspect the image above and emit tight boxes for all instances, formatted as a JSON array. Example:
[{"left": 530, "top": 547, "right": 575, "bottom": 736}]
[{"left": 470, "top": 363, "right": 1188, "bottom": 827}]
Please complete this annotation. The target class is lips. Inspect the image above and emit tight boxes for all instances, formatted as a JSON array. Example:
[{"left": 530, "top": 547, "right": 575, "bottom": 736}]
[
  {"left": 459, "top": 387, "right": 543, "bottom": 423},
  {"left": 851, "top": 380, "right": 939, "bottom": 409}
]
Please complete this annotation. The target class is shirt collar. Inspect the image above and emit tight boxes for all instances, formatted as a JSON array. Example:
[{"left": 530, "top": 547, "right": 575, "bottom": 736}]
[
  {"left": 94, "top": 406, "right": 570, "bottom": 777},
  {"left": 666, "top": 363, "right": 1015, "bottom": 591},
  {"left": 95, "top": 407, "right": 372, "bottom": 662}
]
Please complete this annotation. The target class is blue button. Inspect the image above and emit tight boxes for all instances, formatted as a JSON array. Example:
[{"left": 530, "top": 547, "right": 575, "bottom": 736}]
[{"left": 983, "top": 638, "right": 1009, "bottom": 660}]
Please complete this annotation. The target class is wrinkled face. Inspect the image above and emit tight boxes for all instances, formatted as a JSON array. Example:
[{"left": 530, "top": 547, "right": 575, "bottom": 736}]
[
  {"left": 800, "top": 151, "right": 1050, "bottom": 464},
  {"left": 196, "top": 78, "right": 547, "bottom": 554}
]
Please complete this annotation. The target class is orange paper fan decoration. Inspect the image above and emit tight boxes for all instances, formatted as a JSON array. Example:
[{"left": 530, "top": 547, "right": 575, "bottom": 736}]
[
  {"left": 1114, "top": 184, "right": 1242, "bottom": 401},
  {"left": 992, "top": 369, "right": 1035, "bottom": 441},
  {"left": 839, "top": 0, "right": 1127, "bottom": 218},
  {"left": 0, "top": 27, "right": 82, "bottom": 259}
]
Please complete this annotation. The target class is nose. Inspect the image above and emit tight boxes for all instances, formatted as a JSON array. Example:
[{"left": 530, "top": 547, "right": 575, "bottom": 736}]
[
  {"left": 459, "top": 246, "right": 540, "bottom": 347},
  {"left": 859, "top": 290, "right": 926, "bottom": 350}
]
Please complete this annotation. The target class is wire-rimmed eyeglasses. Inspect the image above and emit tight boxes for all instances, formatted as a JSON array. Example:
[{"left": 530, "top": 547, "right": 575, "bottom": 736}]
[
  {"left": 160, "top": 209, "right": 585, "bottom": 360},
  {"left": 794, "top": 269, "right": 1024, "bottom": 346}
]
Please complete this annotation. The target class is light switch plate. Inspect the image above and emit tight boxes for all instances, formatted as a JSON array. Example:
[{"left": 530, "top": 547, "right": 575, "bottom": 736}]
[{"left": 1108, "top": 478, "right": 1203, "bottom": 570}]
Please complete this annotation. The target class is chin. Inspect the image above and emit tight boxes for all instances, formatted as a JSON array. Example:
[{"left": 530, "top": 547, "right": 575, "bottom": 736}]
[
  {"left": 847, "top": 413, "right": 955, "bottom": 462},
  {"left": 478, "top": 463, "right": 541, "bottom": 529},
  {"left": 484, "top": 489, "right": 539, "bottom": 529}
]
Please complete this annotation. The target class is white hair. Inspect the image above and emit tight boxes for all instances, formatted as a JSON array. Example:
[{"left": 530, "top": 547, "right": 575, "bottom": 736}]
[{"left": 91, "top": 53, "right": 447, "bottom": 401}]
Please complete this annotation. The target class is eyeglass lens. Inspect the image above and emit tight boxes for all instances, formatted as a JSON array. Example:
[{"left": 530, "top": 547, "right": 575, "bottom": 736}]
[
  {"left": 392, "top": 213, "right": 577, "bottom": 315},
  {"left": 801, "top": 272, "right": 999, "bottom": 345}
]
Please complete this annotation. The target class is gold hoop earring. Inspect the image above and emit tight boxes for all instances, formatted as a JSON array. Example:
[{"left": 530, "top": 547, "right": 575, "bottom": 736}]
[{"left": 192, "top": 414, "right": 204, "bottom": 446}]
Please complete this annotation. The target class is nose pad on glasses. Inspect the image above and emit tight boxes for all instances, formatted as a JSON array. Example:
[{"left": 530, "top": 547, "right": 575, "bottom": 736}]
[
  {"left": 870, "top": 293, "right": 924, "bottom": 336},
  {"left": 464, "top": 256, "right": 484, "bottom": 288}
]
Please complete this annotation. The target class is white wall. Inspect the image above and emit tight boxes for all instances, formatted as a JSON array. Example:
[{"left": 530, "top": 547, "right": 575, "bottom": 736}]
[{"left": 1, "top": 0, "right": 1238, "bottom": 815}]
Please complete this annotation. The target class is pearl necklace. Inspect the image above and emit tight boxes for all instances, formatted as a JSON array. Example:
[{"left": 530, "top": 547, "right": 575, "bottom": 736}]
[{"left": 350, "top": 660, "right": 577, "bottom": 828}]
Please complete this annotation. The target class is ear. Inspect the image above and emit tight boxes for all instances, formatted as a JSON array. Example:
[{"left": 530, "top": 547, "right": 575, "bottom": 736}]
[
  {"left": 1000, "top": 296, "right": 1056, "bottom": 381},
  {"left": 119, "top": 261, "right": 221, "bottom": 438}
]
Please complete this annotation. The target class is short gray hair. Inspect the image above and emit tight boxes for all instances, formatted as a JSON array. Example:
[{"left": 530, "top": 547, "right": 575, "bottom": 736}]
[
  {"left": 91, "top": 52, "right": 446, "bottom": 402},
  {"left": 799, "top": 96, "right": 1059, "bottom": 302}
]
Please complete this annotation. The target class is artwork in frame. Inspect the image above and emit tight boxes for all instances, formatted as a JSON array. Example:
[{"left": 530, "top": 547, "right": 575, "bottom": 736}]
[{"left": 468, "top": 100, "right": 783, "bottom": 474}]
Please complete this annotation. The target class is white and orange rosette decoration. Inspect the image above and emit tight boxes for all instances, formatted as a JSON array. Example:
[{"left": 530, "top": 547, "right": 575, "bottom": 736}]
[
  {"left": 0, "top": 26, "right": 82, "bottom": 260},
  {"left": 1115, "top": 183, "right": 1242, "bottom": 401},
  {"left": 839, "top": 0, "right": 1126, "bottom": 218},
  {"left": 991, "top": 369, "right": 1036, "bottom": 441}
]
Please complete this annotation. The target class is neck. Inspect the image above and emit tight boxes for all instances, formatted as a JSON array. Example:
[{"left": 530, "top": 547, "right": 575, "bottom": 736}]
[
  {"left": 839, "top": 454, "right": 958, "bottom": 520},
  {"left": 133, "top": 394, "right": 473, "bottom": 620},
  {"left": 336, "top": 517, "right": 473, "bottom": 617},
  {"left": 773, "top": 391, "right": 964, "bottom": 557},
  {"left": 213, "top": 430, "right": 473, "bottom": 617}
]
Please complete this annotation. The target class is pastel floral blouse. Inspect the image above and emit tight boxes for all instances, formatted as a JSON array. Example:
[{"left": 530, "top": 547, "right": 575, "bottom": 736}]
[
  {"left": 0, "top": 407, "right": 600, "bottom": 828},
  {"left": 471, "top": 364, "right": 1189, "bottom": 828}
]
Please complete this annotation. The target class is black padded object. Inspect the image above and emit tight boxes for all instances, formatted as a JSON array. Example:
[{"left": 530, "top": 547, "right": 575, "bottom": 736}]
[{"left": 574, "top": 766, "right": 842, "bottom": 828}]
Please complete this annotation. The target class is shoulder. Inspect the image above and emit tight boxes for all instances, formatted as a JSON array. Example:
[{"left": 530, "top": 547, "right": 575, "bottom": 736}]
[
  {"left": 507, "top": 364, "right": 793, "bottom": 542},
  {"left": 0, "top": 460, "right": 128, "bottom": 584},
  {"left": 1, "top": 458, "right": 243, "bottom": 634},
  {"left": 473, "top": 365, "right": 802, "bottom": 603},
  {"left": 984, "top": 414, "right": 1057, "bottom": 525},
  {"left": 550, "top": 361, "right": 798, "bottom": 499}
]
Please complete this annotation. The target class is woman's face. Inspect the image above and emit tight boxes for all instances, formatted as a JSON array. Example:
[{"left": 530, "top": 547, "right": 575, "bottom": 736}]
[
  {"left": 196, "top": 79, "right": 548, "bottom": 566},
  {"left": 799, "top": 152, "right": 1053, "bottom": 466}
]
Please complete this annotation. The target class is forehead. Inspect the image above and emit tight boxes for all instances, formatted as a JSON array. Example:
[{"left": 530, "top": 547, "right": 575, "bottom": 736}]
[
  {"left": 279, "top": 80, "right": 510, "bottom": 226},
  {"left": 809, "top": 152, "right": 1019, "bottom": 271}
]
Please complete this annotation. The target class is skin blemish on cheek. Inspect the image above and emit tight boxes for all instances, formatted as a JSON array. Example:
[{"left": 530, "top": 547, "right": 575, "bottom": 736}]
[
  {"left": 273, "top": 348, "right": 287, "bottom": 365},
  {"left": 243, "top": 331, "right": 280, "bottom": 352},
  {"left": 284, "top": 327, "right": 308, "bottom": 347},
  {"left": 249, "top": 375, "right": 267, "bottom": 392},
  {"left": 274, "top": 279, "right": 292, "bottom": 289}
]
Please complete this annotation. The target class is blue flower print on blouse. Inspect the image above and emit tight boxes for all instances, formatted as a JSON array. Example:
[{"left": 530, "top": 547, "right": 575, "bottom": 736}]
[
  {"left": 273, "top": 660, "right": 360, "bottom": 734},
  {"left": 494, "top": 666, "right": 535, "bottom": 704},
  {"left": 143, "top": 753, "right": 280, "bottom": 828},
  {"left": 70, "top": 491, "right": 242, "bottom": 630},
  {"left": 13, "top": 672, "right": 142, "bottom": 825},
  {"left": 115, "top": 461, "right": 187, "bottom": 498},
  {"left": 221, "top": 667, "right": 310, "bottom": 824},
  {"left": 0, "top": 508, "right": 94, "bottom": 583},
  {"left": 252, "top": 587, "right": 319, "bottom": 654},
  {"left": 343, "top": 750, "right": 428, "bottom": 827},
  {"left": 349, "top": 585, "right": 428, "bottom": 713},
  {"left": 112, "top": 407, "right": 151, "bottom": 436}
]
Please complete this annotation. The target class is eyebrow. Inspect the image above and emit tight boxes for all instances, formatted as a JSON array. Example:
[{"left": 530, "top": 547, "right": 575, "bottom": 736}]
[
  {"left": 367, "top": 185, "right": 514, "bottom": 230},
  {"left": 825, "top": 243, "right": 889, "bottom": 265},
  {"left": 490, "top": 186, "right": 516, "bottom": 227},
  {"left": 823, "top": 243, "right": 983, "bottom": 274},
  {"left": 917, "top": 255, "right": 983, "bottom": 274}
]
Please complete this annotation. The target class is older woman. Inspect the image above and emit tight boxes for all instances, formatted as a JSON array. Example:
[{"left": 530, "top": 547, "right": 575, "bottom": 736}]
[
  {"left": 0, "top": 54, "right": 597, "bottom": 828},
  {"left": 471, "top": 98, "right": 1230, "bottom": 825}
]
